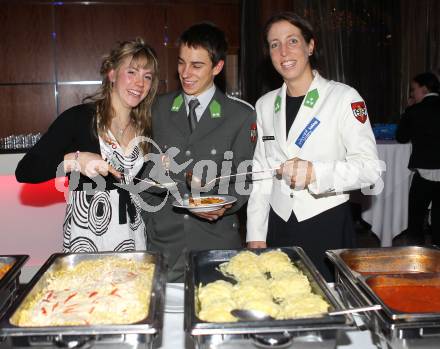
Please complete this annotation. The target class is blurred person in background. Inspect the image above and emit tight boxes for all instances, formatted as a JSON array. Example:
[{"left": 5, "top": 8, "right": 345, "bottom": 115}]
[{"left": 396, "top": 72, "right": 440, "bottom": 245}]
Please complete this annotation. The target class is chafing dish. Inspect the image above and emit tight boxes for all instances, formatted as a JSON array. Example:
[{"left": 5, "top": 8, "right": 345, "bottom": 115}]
[
  {"left": 0, "top": 251, "right": 166, "bottom": 349},
  {"left": 185, "top": 247, "right": 353, "bottom": 349},
  {"left": 327, "top": 246, "right": 440, "bottom": 349},
  {"left": 0, "top": 255, "right": 29, "bottom": 319}
]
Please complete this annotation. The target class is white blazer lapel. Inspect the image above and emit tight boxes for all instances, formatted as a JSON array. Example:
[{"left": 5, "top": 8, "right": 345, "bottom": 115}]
[
  {"left": 286, "top": 72, "right": 325, "bottom": 157},
  {"left": 273, "top": 84, "right": 289, "bottom": 158}
]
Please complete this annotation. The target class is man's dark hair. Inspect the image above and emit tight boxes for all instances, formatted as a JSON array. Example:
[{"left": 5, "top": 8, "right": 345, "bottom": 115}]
[
  {"left": 413, "top": 72, "right": 440, "bottom": 93},
  {"left": 179, "top": 22, "right": 228, "bottom": 66}
]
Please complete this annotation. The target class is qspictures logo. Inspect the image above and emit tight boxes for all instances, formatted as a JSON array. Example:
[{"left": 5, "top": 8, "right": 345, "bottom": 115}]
[{"left": 55, "top": 136, "right": 385, "bottom": 212}]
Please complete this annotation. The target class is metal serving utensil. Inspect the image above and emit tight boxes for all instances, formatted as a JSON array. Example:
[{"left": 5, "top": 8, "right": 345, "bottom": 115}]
[
  {"left": 231, "top": 304, "right": 382, "bottom": 321},
  {"left": 118, "top": 172, "right": 180, "bottom": 189},
  {"left": 230, "top": 309, "right": 275, "bottom": 321},
  {"left": 107, "top": 151, "right": 181, "bottom": 189},
  {"left": 327, "top": 304, "right": 382, "bottom": 316},
  {"left": 186, "top": 167, "right": 280, "bottom": 189},
  {"left": 131, "top": 175, "right": 180, "bottom": 188}
]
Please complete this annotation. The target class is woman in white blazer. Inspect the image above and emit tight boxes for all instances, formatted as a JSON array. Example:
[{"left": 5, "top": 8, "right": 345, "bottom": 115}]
[{"left": 246, "top": 12, "right": 380, "bottom": 280}]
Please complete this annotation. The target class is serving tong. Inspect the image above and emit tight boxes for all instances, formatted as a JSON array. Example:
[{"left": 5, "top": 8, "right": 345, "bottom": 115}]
[
  {"left": 117, "top": 166, "right": 279, "bottom": 191},
  {"left": 113, "top": 156, "right": 280, "bottom": 192},
  {"left": 118, "top": 172, "right": 180, "bottom": 189},
  {"left": 187, "top": 167, "right": 280, "bottom": 189}
]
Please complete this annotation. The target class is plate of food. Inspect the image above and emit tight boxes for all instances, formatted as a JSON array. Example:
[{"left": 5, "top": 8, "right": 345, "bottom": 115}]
[{"left": 173, "top": 195, "right": 237, "bottom": 213}]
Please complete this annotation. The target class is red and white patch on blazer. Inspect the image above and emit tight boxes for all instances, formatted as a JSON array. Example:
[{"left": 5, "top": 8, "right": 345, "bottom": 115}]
[
  {"left": 250, "top": 122, "right": 257, "bottom": 143},
  {"left": 351, "top": 101, "right": 368, "bottom": 124}
]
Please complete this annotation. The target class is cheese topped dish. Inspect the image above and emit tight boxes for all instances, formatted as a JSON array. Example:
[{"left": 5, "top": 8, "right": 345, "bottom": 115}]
[
  {"left": 198, "top": 250, "right": 329, "bottom": 322},
  {"left": 11, "top": 257, "right": 155, "bottom": 326},
  {"left": 219, "top": 250, "right": 264, "bottom": 281}
]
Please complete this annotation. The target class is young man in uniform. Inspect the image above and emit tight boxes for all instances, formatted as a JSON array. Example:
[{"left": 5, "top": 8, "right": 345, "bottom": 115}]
[{"left": 141, "top": 23, "right": 256, "bottom": 281}]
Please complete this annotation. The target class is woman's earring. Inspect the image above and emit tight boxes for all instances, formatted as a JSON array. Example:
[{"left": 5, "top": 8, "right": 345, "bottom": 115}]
[
  {"left": 309, "top": 51, "right": 313, "bottom": 56},
  {"left": 111, "top": 80, "right": 115, "bottom": 88}
]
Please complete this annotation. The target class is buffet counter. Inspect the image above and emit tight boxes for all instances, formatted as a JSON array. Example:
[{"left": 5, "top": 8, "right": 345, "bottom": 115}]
[
  {"left": 0, "top": 249, "right": 379, "bottom": 349},
  {"left": 0, "top": 283, "right": 378, "bottom": 349},
  {"left": 2, "top": 245, "right": 440, "bottom": 349},
  {"left": 161, "top": 305, "right": 377, "bottom": 349}
]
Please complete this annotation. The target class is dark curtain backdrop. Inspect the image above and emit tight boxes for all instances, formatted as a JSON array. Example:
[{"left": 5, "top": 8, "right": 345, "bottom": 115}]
[
  {"left": 400, "top": 0, "right": 440, "bottom": 110},
  {"left": 240, "top": 0, "right": 440, "bottom": 123},
  {"left": 239, "top": 0, "right": 261, "bottom": 106}
]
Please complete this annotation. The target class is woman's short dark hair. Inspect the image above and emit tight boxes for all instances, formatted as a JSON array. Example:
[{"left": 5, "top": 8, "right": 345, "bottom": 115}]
[
  {"left": 413, "top": 72, "right": 440, "bottom": 93},
  {"left": 263, "top": 12, "right": 318, "bottom": 69},
  {"left": 178, "top": 22, "right": 228, "bottom": 66}
]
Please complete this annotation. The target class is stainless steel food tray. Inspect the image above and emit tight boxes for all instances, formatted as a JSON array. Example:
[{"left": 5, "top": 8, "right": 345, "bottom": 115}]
[
  {"left": 0, "top": 255, "right": 29, "bottom": 319},
  {"left": 326, "top": 246, "right": 440, "bottom": 322},
  {"left": 185, "top": 247, "right": 352, "bottom": 336},
  {"left": 327, "top": 246, "right": 440, "bottom": 349},
  {"left": 0, "top": 252, "right": 166, "bottom": 348},
  {"left": 329, "top": 245, "right": 440, "bottom": 275}
]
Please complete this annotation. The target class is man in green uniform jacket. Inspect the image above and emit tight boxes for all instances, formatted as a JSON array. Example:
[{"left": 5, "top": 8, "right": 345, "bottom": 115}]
[{"left": 141, "top": 22, "right": 256, "bottom": 281}]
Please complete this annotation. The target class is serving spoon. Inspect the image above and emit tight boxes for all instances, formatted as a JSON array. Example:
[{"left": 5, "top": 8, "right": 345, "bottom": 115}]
[{"left": 231, "top": 304, "right": 382, "bottom": 321}]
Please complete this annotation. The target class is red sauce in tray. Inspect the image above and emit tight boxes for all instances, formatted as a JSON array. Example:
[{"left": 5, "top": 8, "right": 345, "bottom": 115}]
[{"left": 371, "top": 285, "right": 440, "bottom": 313}]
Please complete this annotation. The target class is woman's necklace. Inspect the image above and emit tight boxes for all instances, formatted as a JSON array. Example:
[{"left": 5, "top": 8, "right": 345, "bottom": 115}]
[
  {"left": 118, "top": 123, "right": 130, "bottom": 137},
  {"left": 112, "top": 119, "right": 132, "bottom": 144}
]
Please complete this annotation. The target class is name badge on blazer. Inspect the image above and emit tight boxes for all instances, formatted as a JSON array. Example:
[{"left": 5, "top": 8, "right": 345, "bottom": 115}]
[
  {"left": 262, "top": 136, "right": 275, "bottom": 141},
  {"left": 295, "top": 117, "right": 320, "bottom": 148}
]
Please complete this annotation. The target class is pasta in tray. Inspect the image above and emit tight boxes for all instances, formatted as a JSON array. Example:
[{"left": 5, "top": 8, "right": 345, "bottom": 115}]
[
  {"left": 197, "top": 280, "right": 237, "bottom": 323},
  {"left": 258, "top": 250, "right": 299, "bottom": 276},
  {"left": 218, "top": 250, "right": 263, "bottom": 281},
  {"left": 11, "top": 257, "right": 155, "bottom": 327},
  {"left": 278, "top": 294, "right": 329, "bottom": 319},
  {"left": 197, "top": 250, "right": 329, "bottom": 322},
  {"left": 269, "top": 271, "right": 311, "bottom": 301}
]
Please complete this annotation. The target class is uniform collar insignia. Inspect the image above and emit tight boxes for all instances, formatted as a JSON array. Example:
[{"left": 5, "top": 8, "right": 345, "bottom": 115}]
[
  {"left": 171, "top": 94, "right": 184, "bottom": 112},
  {"left": 304, "top": 88, "right": 319, "bottom": 108},
  {"left": 274, "top": 95, "right": 281, "bottom": 113},
  {"left": 209, "top": 99, "right": 221, "bottom": 118}
]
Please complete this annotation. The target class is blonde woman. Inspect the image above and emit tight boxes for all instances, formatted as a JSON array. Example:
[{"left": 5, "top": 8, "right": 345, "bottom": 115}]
[{"left": 16, "top": 38, "right": 159, "bottom": 252}]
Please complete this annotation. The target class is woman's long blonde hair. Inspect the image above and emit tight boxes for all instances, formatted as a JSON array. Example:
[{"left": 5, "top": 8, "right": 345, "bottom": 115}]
[{"left": 84, "top": 38, "right": 159, "bottom": 154}]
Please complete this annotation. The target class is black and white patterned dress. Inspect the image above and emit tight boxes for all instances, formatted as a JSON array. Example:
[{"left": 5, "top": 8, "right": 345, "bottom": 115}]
[{"left": 62, "top": 132, "right": 146, "bottom": 252}]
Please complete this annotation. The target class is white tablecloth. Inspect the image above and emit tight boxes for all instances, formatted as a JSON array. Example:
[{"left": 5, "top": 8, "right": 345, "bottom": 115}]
[{"left": 360, "top": 141, "right": 413, "bottom": 246}]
